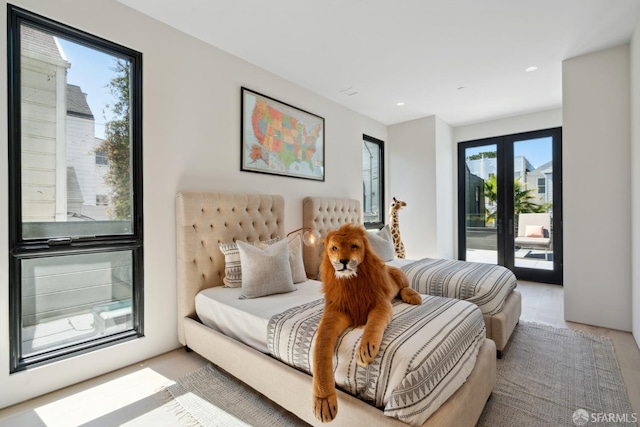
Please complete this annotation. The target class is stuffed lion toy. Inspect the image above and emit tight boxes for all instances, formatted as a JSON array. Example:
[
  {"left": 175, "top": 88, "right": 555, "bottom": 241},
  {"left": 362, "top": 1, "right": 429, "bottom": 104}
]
[{"left": 312, "top": 223, "right": 422, "bottom": 423}]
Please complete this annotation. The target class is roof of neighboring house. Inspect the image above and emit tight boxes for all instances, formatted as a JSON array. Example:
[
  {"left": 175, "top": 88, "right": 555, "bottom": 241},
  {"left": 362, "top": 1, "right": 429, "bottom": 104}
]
[
  {"left": 532, "top": 160, "right": 553, "bottom": 175},
  {"left": 20, "top": 25, "right": 65, "bottom": 61},
  {"left": 21, "top": 27, "right": 92, "bottom": 120},
  {"left": 67, "top": 84, "right": 94, "bottom": 119}
]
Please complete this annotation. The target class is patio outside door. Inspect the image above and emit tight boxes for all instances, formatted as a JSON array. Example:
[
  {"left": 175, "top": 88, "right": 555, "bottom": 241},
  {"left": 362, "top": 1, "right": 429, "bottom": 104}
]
[{"left": 457, "top": 127, "right": 562, "bottom": 284}]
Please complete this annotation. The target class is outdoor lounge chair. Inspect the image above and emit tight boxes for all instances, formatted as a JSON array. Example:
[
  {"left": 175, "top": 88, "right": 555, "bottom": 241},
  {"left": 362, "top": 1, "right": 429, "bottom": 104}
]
[{"left": 514, "top": 213, "right": 551, "bottom": 260}]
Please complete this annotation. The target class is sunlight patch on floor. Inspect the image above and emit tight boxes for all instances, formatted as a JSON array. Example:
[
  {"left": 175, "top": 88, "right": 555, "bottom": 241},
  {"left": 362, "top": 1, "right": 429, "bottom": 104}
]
[{"left": 33, "top": 368, "right": 174, "bottom": 427}]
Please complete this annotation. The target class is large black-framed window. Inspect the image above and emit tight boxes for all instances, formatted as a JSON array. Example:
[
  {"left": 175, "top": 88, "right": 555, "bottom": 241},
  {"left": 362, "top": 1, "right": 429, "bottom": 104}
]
[
  {"left": 8, "top": 5, "right": 144, "bottom": 372},
  {"left": 362, "top": 135, "right": 384, "bottom": 229}
]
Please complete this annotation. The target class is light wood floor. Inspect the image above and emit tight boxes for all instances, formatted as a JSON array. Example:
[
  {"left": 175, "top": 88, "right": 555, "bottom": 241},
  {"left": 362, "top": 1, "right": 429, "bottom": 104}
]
[{"left": 1, "top": 282, "right": 638, "bottom": 426}]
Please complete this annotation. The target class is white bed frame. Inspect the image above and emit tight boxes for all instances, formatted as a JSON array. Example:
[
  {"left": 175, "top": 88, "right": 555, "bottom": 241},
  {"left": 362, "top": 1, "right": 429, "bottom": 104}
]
[
  {"left": 176, "top": 191, "right": 496, "bottom": 427},
  {"left": 302, "top": 196, "right": 521, "bottom": 357}
]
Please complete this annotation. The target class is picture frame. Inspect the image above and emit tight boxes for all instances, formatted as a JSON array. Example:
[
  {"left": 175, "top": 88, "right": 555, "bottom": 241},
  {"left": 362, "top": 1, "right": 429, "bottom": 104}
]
[{"left": 241, "top": 87, "right": 325, "bottom": 181}]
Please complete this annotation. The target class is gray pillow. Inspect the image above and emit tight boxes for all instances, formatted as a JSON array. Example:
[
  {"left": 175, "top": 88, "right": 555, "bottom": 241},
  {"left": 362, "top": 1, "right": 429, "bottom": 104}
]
[
  {"left": 219, "top": 238, "right": 279, "bottom": 288},
  {"left": 256, "top": 234, "right": 307, "bottom": 284},
  {"left": 236, "top": 239, "right": 295, "bottom": 299},
  {"left": 367, "top": 224, "right": 395, "bottom": 261}
]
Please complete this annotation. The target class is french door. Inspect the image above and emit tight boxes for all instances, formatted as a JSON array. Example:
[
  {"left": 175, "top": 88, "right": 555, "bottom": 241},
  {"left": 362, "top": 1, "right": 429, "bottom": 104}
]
[{"left": 457, "top": 127, "right": 562, "bottom": 284}]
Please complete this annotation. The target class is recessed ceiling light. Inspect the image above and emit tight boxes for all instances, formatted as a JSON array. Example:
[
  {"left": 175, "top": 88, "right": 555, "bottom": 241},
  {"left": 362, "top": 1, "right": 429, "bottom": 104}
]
[
  {"left": 396, "top": 102, "right": 405, "bottom": 106},
  {"left": 526, "top": 66, "right": 538, "bottom": 72}
]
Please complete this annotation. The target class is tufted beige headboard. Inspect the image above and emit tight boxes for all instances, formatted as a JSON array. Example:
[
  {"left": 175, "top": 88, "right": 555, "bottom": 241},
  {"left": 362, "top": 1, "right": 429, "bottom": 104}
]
[
  {"left": 176, "top": 192, "right": 285, "bottom": 344},
  {"left": 302, "top": 196, "right": 361, "bottom": 279}
]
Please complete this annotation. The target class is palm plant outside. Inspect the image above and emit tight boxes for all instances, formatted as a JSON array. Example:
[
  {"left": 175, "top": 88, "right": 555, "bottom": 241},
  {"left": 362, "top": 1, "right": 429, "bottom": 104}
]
[{"left": 483, "top": 175, "right": 551, "bottom": 225}]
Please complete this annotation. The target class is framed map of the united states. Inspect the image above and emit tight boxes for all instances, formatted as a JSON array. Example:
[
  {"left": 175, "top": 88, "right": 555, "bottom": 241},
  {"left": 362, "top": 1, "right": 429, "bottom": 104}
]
[{"left": 241, "top": 87, "right": 325, "bottom": 181}]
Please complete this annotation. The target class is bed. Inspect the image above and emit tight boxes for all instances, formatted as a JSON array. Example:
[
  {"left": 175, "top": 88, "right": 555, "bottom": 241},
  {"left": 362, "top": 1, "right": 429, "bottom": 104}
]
[
  {"left": 302, "top": 196, "right": 521, "bottom": 357},
  {"left": 176, "top": 191, "right": 496, "bottom": 427}
]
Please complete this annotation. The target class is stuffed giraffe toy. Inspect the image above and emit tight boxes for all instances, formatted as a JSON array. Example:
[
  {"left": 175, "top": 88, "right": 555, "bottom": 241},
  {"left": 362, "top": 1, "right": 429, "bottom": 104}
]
[{"left": 389, "top": 197, "right": 407, "bottom": 259}]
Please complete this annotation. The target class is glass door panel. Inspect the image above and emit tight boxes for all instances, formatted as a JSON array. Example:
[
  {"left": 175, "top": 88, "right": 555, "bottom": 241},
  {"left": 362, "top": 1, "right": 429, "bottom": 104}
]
[
  {"left": 463, "top": 144, "right": 498, "bottom": 265},
  {"left": 513, "top": 137, "right": 554, "bottom": 271}
]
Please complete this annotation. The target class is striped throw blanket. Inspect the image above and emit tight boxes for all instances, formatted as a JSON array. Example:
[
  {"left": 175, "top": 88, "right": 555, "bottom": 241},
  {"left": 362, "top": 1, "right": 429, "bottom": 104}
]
[
  {"left": 267, "top": 295, "right": 485, "bottom": 426},
  {"left": 402, "top": 258, "right": 517, "bottom": 315}
]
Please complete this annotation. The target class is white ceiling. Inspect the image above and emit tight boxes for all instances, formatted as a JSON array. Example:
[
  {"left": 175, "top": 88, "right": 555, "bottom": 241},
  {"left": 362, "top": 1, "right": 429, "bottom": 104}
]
[{"left": 117, "top": 0, "right": 640, "bottom": 126}]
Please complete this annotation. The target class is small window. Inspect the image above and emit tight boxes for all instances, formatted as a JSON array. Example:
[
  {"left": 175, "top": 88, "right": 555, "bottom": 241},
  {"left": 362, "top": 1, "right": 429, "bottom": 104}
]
[
  {"left": 538, "top": 177, "right": 546, "bottom": 194},
  {"left": 8, "top": 5, "right": 144, "bottom": 372},
  {"left": 362, "top": 135, "right": 384, "bottom": 229},
  {"left": 95, "top": 148, "right": 109, "bottom": 165}
]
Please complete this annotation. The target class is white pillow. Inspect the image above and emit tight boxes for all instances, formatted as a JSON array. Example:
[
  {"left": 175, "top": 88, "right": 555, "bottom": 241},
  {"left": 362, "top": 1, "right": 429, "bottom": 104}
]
[
  {"left": 219, "top": 238, "right": 279, "bottom": 288},
  {"left": 236, "top": 239, "right": 295, "bottom": 299},
  {"left": 366, "top": 224, "right": 395, "bottom": 261}
]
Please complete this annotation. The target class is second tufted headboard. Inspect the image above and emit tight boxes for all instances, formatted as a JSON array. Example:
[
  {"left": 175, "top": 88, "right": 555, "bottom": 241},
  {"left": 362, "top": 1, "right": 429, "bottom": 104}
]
[
  {"left": 302, "top": 196, "right": 361, "bottom": 279},
  {"left": 176, "top": 192, "right": 285, "bottom": 344}
]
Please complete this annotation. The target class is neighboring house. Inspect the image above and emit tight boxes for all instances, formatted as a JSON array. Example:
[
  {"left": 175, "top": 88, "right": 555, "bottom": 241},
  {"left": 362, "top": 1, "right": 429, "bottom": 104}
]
[
  {"left": 66, "top": 83, "right": 111, "bottom": 221},
  {"left": 514, "top": 156, "right": 535, "bottom": 181},
  {"left": 20, "top": 25, "right": 70, "bottom": 223},
  {"left": 526, "top": 161, "right": 553, "bottom": 207},
  {"left": 467, "top": 155, "right": 533, "bottom": 182},
  {"left": 467, "top": 154, "right": 551, "bottom": 213},
  {"left": 21, "top": 26, "right": 112, "bottom": 224},
  {"left": 464, "top": 163, "right": 486, "bottom": 227},
  {"left": 466, "top": 156, "right": 497, "bottom": 182}
]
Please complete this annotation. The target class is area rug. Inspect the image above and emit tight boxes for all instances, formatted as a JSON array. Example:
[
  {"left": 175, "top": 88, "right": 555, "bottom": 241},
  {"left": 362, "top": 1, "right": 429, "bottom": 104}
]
[
  {"left": 477, "top": 321, "right": 635, "bottom": 427},
  {"left": 162, "top": 321, "right": 635, "bottom": 427},
  {"left": 161, "top": 364, "right": 308, "bottom": 426}
]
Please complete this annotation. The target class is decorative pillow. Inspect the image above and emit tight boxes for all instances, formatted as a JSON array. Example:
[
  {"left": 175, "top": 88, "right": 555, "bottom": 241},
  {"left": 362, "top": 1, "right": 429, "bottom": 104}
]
[
  {"left": 256, "top": 235, "right": 307, "bottom": 283},
  {"left": 366, "top": 224, "right": 395, "bottom": 261},
  {"left": 219, "top": 238, "right": 279, "bottom": 288},
  {"left": 287, "top": 234, "right": 307, "bottom": 283},
  {"left": 236, "top": 239, "right": 295, "bottom": 299},
  {"left": 524, "top": 225, "right": 544, "bottom": 238}
]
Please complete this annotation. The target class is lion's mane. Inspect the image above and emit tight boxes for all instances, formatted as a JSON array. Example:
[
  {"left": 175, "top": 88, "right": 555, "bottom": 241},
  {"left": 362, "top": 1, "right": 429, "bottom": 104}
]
[{"left": 320, "top": 224, "right": 395, "bottom": 326}]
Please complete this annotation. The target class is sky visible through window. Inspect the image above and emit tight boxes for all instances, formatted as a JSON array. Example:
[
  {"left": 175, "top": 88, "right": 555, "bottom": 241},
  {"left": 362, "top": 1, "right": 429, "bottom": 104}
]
[
  {"left": 514, "top": 137, "right": 552, "bottom": 168},
  {"left": 57, "top": 38, "right": 120, "bottom": 140}
]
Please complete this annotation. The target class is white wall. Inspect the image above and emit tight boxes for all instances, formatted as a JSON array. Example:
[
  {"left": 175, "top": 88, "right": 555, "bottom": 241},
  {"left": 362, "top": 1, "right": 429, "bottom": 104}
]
[
  {"left": 435, "top": 117, "right": 455, "bottom": 259},
  {"left": 631, "top": 19, "right": 640, "bottom": 348},
  {"left": 0, "top": 0, "right": 387, "bottom": 408},
  {"left": 454, "top": 108, "right": 563, "bottom": 143},
  {"left": 387, "top": 116, "right": 455, "bottom": 260},
  {"left": 563, "top": 44, "right": 632, "bottom": 331},
  {"left": 388, "top": 117, "right": 438, "bottom": 259}
]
